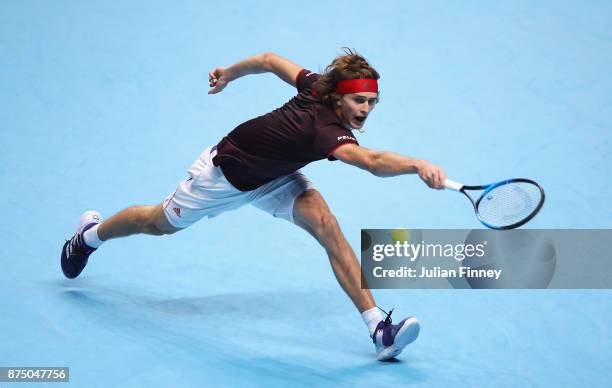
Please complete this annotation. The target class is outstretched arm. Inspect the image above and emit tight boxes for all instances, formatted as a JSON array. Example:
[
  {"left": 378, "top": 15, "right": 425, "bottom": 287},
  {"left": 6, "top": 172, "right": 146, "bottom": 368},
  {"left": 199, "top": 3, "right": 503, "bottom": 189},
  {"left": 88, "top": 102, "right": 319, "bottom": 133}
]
[
  {"left": 208, "top": 52, "right": 302, "bottom": 94},
  {"left": 333, "top": 143, "right": 446, "bottom": 189}
]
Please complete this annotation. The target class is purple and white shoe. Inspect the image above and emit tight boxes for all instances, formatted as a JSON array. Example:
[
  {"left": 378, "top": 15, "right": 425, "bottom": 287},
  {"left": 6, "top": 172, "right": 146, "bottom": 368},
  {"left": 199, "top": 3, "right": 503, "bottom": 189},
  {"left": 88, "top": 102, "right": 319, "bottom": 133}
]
[
  {"left": 61, "top": 211, "right": 102, "bottom": 279},
  {"left": 372, "top": 309, "right": 420, "bottom": 361}
]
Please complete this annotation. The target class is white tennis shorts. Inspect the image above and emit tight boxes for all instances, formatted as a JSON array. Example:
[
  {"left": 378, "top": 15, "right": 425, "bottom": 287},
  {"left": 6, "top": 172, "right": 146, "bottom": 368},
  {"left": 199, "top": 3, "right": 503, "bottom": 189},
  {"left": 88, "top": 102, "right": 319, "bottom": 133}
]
[{"left": 162, "top": 146, "right": 314, "bottom": 228}]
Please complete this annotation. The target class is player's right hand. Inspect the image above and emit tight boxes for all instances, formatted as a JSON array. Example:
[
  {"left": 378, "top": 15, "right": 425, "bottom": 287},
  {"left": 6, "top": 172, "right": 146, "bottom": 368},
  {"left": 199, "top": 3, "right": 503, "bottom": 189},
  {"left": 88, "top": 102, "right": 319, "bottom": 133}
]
[
  {"left": 417, "top": 160, "right": 446, "bottom": 190},
  {"left": 208, "top": 67, "right": 230, "bottom": 94}
]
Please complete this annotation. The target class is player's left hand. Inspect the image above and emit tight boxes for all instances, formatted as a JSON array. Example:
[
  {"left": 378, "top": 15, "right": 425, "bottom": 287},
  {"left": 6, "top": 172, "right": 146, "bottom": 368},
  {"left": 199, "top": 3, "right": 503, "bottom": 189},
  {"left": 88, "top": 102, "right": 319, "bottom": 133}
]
[
  {"left": 208, "top": 67, "right": 230, "bottom": 94},
  {"left": 417, "top": 160, "right": 446, "bottom": 190}
]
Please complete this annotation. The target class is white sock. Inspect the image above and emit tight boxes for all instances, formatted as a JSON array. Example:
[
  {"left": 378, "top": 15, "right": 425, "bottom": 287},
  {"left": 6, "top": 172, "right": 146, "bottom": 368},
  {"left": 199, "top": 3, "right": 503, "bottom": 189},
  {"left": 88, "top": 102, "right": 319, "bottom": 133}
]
[
  {"left": 83, "top": 224, "right": 103, "bottom": 249},
  {"left": 361, "top": 307, "right": 383, "bottom": 336}
]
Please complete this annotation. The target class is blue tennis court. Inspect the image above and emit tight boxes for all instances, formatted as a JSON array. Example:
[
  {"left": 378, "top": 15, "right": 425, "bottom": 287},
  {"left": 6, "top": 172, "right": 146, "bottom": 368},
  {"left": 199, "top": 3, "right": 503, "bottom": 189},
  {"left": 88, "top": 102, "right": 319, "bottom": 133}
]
[{"left": 1, "top": 1, "right": 611, "bottom": 386}]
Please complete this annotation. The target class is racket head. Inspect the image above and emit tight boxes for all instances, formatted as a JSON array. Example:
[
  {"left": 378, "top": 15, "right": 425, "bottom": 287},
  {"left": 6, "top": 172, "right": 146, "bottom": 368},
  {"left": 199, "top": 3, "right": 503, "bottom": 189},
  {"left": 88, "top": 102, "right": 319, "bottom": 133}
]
[{"left": 469, "top": 178, "right": 545, "bottom": 230}]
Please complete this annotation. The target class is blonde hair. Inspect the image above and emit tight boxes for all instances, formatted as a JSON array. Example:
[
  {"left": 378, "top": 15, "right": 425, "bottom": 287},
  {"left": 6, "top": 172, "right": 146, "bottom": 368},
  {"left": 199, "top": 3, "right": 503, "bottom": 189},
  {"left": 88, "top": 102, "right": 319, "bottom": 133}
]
[{"left": 313, "top": 48, "right": 380, "bottom": 107}]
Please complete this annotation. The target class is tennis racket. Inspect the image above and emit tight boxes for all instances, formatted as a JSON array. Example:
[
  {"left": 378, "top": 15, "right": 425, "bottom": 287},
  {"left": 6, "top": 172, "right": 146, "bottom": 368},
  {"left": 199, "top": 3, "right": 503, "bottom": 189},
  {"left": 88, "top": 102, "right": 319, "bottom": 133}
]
[{"left": 444, "top": 178, "right": 545, "bottom": 229}]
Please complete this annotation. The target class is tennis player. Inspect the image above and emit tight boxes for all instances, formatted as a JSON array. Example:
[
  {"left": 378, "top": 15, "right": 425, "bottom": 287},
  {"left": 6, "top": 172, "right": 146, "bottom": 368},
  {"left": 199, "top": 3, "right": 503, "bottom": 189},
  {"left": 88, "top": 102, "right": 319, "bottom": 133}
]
[{"left": 61, "top": 49, "right": 446, "bottom": 361}]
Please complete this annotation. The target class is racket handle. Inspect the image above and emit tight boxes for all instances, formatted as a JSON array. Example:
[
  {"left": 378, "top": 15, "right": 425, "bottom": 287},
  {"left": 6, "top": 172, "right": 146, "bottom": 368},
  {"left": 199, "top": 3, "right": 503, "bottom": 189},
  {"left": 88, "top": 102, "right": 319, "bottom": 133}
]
[{"left": 444, "top": 179, "right": 464, "bottom": 191}]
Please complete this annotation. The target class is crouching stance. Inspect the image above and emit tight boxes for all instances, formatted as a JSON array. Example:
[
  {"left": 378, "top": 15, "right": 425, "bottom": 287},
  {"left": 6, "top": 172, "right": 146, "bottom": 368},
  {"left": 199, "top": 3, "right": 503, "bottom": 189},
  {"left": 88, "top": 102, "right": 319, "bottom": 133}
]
[{"left": 62, "top": 50, "right": 446, "bottom": 361}]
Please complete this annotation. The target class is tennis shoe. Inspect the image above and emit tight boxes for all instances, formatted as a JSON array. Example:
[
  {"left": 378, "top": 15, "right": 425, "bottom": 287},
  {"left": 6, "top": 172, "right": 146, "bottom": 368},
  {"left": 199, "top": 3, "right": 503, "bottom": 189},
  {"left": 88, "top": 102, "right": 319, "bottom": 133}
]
[
  {"left": 372, "top": 309, "right": 420, "bottom": 361},
  {"left": 61, "top": 211, "right": 102, "bottom": 279}
]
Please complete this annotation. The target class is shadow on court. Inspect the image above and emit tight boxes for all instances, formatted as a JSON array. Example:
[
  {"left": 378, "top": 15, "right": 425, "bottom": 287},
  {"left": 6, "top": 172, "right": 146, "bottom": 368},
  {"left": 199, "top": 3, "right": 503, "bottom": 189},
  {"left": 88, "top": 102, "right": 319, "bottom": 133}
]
[{"left": 57, "top": 284, "right": 427, "bottom": 386}]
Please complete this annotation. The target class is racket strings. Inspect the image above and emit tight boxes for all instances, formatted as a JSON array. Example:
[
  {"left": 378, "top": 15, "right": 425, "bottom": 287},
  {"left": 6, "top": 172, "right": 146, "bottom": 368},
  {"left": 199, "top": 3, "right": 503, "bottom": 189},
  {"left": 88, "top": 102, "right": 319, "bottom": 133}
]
[{"left": 476, "top": 182, "right": 543, "bottom": 228}]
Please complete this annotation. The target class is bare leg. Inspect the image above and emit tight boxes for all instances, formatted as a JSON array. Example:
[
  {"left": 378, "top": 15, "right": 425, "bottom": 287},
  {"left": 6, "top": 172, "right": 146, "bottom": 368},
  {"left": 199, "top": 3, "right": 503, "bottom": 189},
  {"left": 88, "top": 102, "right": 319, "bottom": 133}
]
[
  {"left": 97, "top": 204, "right": 181, "bottom": 241},
  {"left": 293, "top": 189, "right": 376, "bottom": 313}
]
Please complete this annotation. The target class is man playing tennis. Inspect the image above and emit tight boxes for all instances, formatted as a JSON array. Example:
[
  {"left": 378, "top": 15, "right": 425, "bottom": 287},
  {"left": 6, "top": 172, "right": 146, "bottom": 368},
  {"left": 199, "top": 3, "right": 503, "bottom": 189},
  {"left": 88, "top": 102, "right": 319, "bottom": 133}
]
[{"left": 61, "top": 49, "right": 446, "bottom": 361}]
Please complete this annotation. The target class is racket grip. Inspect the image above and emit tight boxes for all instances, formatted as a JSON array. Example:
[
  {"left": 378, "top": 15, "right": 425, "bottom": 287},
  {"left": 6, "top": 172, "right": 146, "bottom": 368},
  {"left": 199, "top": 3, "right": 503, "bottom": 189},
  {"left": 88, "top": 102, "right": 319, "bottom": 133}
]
[{"left": 444, "top": 179, "right": 463, "bottom": 191}]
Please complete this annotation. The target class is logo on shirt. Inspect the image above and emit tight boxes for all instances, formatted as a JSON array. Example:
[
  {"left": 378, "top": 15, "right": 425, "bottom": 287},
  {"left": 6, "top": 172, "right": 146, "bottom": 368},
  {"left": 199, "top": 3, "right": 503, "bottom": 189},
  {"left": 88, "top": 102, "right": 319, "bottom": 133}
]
[
  {"left": 305, "top": 72, "right": 314, "bottom": 77},
  {"left": 337, "top": 135, "right": 356, "bottom": 142}
]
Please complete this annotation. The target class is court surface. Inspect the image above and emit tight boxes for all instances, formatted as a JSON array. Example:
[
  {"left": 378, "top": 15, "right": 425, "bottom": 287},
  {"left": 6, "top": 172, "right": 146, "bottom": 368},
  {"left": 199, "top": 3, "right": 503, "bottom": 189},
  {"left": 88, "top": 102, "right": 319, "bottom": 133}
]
[{"left": 1, "top": 1, "right": 611, "bottom": 386}]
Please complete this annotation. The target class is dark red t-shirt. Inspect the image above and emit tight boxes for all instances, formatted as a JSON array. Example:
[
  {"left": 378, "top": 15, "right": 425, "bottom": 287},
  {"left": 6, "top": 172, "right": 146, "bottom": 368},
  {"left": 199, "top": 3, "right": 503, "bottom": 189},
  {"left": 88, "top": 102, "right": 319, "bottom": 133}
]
[{"left": 213, "top": 69, "right": 359, "bottom": 191}]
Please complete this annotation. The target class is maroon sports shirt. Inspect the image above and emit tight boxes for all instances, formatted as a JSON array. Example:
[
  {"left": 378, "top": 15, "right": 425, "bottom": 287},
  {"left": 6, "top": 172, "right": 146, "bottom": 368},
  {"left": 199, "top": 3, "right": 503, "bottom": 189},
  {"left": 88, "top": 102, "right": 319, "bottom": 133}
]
[{"left": 213, "top": 69, "right": 359, "bottom": 191}]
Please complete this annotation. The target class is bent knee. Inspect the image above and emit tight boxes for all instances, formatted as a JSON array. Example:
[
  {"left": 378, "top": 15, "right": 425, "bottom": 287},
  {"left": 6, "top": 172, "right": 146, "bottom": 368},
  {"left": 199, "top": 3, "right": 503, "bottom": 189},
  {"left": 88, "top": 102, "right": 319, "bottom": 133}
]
[
  {"left": 294, "top": 190, "right": 341, "bottom": 234},
  {"left": 313, "top": 212, "right": 340, "bottom": 235}
]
